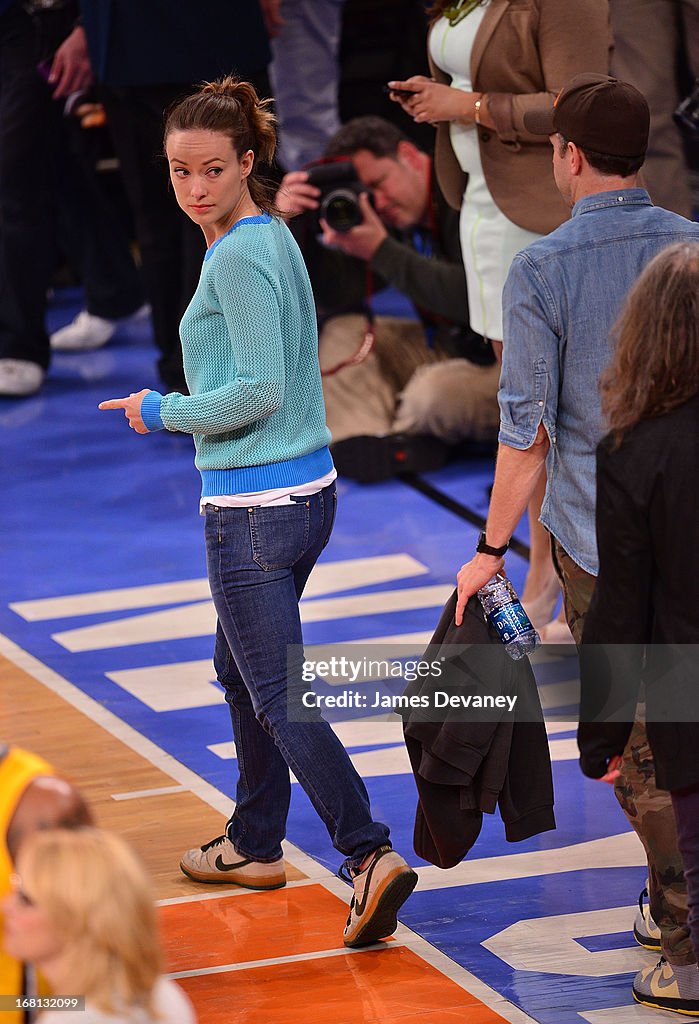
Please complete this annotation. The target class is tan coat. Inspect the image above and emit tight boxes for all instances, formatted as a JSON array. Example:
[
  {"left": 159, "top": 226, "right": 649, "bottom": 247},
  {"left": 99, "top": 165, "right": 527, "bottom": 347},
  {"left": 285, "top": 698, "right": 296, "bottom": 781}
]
[{"left": 430, "top": 0, "right": 612, "bottom": 234}]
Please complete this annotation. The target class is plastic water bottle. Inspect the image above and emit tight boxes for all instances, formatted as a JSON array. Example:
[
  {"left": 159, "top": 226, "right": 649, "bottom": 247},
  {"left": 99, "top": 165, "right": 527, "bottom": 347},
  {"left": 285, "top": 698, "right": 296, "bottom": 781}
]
[{"left": 477, "top": 574, "right": 540, "bottom": 661}]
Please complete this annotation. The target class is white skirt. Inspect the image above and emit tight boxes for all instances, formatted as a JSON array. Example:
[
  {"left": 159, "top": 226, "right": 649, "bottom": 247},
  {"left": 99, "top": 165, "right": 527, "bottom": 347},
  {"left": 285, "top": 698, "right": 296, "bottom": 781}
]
[
  {"left": 455, "top": 125, "right": 541, "bottom": 341},
  {"left": 429, "top": 13, "right": 543, "bottom": 342}
]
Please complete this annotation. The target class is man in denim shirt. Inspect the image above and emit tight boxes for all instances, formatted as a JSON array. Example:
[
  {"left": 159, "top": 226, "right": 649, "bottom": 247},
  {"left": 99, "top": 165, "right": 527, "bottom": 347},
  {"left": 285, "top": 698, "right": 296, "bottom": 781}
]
[{"left": 455, "top": 74, "right": 699, "bottom": 1015}]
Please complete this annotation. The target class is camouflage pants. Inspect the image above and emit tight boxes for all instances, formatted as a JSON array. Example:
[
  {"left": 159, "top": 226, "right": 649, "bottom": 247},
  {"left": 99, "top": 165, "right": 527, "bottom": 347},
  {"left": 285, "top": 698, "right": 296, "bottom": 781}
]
[{"left": 551, "top": 537, "right": 693, "bottom": 965}]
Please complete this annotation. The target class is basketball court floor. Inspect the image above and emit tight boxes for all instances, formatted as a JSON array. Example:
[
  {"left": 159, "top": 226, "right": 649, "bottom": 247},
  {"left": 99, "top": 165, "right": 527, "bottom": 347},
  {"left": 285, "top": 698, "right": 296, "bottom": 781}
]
[{"left": 0, "top": 291, "right": 684, "bottom": 1023}]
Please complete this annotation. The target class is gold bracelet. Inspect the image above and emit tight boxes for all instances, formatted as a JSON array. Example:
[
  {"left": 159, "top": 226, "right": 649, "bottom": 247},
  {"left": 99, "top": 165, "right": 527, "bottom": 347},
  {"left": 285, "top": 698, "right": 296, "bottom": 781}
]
[{"left": 474, "top": 94, "right": 484, "bottom": 125}]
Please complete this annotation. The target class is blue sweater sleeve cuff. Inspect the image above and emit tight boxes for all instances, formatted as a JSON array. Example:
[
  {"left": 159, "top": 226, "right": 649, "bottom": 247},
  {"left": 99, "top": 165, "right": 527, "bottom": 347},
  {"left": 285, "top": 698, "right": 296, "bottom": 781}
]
[{"left": 140, "top": 390, "right": 165, "bottom": 432}]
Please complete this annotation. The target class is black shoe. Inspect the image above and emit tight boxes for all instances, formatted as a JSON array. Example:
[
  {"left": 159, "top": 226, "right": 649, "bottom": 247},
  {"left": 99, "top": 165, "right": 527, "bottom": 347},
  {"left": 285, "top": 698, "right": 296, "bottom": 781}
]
[{"left": 331, "top": 434, "right": 449, "bottom": 483}]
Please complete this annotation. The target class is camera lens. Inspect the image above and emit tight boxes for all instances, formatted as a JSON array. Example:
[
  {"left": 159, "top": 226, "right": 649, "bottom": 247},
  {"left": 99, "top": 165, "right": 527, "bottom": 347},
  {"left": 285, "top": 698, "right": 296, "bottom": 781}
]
[{"left": 321, "top": 189, "right": 363, "bottom": 233}]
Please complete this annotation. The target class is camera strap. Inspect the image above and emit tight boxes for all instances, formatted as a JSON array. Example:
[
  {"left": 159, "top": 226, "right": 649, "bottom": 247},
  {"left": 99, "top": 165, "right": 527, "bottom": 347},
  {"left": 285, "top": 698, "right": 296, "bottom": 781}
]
[{"left": 321, "top": 267, "right": 376, "bottom": 377}]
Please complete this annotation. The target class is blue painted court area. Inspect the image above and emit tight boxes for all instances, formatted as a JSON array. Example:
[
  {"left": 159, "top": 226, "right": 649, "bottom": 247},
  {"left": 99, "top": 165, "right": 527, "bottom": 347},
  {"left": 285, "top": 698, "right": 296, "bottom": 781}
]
[{"left": 0, "top": 290, "right": 661, "bottom": 1024}]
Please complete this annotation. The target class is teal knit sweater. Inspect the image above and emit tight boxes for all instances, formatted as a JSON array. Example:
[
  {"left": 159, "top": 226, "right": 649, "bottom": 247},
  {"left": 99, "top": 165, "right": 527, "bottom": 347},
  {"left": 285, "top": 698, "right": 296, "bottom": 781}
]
[{"left": 140, "top": 214, "right": 332, "bottom": 495}]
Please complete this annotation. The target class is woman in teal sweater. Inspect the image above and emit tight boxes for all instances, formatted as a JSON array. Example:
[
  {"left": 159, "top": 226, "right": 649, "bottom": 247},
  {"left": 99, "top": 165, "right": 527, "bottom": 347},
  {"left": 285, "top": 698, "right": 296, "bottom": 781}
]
[{"left": 99, "top": 77, "right": 415, "bottom": 947}]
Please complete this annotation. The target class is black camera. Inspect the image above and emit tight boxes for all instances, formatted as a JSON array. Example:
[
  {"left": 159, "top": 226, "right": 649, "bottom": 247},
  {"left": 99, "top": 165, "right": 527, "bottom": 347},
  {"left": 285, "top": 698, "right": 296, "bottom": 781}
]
[
  {"left": 674, "top": 78, "right": 699, "bottom": 137},
  {"left": 304, "top": 159, "right": 368, "bottom": 233}
]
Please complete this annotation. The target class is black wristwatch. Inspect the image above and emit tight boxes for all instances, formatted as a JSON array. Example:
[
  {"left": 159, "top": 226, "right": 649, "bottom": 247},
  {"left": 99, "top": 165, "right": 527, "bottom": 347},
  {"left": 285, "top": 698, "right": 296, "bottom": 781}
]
[{"left": 476, "top": 531, "right": 509, "bottom": 557}]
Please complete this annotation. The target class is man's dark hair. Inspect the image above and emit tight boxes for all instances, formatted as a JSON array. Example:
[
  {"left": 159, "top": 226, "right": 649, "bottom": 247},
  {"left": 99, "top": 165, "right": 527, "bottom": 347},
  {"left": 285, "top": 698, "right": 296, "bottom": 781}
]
[
  {"left": 325, "top": 116, "right": 412, "bottom": 160},
  {"left": 557, "top": 133, "right": 644, "bottom": 178}
]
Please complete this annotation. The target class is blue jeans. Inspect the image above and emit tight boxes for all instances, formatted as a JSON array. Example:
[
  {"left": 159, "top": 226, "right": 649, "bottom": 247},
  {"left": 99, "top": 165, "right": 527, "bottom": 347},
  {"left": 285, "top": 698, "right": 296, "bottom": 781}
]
[{"left": 204, "top": 482, "right": 390, "bottom": 867}]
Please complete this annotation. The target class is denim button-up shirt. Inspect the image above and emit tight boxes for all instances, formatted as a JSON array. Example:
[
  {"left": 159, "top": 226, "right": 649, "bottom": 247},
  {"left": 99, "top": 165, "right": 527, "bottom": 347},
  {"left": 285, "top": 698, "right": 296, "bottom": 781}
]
[{"left": 499, "top": 189, "right": 699, "bottom": 575}]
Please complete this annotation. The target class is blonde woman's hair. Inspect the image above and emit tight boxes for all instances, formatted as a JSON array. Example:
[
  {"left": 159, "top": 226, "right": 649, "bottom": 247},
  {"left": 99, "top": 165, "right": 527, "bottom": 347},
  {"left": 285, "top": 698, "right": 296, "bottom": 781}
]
[
  {"left": 602, "top": 241, "right": 699, "bottom": 447},
  {"left": 164, "top": 75, "right": 279, "bottom": 213},
  {"left": 17, "top": 828, "right": 162, "bottom": 1017}
]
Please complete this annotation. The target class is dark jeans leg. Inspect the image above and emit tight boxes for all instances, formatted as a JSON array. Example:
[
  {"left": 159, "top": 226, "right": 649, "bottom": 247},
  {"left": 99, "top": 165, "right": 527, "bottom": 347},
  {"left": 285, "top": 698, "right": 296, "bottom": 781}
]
[
  {"left": 101, "top": 85, "right": 205, "bottom": 389},
  {"left": 0, "top": 6, "right": 56, "bottom": 367},
  {"left": 672, "top": 783, "right": 699, "bottom": 963},
  {"left": 58, "top": 118, "right": 144, "bottom": 320},
  {"left": 214, "top": 621, "right": 292, "bottom": 863},
  {"left": 205, "top": 484, "right": 390, "bottom": 866}
]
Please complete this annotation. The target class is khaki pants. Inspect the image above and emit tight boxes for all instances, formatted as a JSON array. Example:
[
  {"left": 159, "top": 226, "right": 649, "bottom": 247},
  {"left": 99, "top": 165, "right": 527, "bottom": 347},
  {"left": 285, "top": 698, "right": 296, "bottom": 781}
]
[
  {"left": 319, "top": 314, "right": 501, "bottom": 444},
  {"left": 552, "top": 537, "right": 693, "bottom": 965}
]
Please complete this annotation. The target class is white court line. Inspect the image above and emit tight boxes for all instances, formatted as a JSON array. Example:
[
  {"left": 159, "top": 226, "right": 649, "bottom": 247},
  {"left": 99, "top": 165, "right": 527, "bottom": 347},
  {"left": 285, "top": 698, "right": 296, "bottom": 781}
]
[
  {"left": 10, "top": 555, "right": 429, "bottom": 621},
  {"left": 0, "top": 631, "right": 537, "bottom": 1024},
  {"left": 168, "top": 943, "right": 395, "bottom": 980},
  {"left": 0, "top": 635, "right": 231, "bottom": 817},
  {"left": 111, "top": 784, "right": 188, "bottom": 801},
  {"left": 156, "top": 878, "right": 317, "bottom": 907}
]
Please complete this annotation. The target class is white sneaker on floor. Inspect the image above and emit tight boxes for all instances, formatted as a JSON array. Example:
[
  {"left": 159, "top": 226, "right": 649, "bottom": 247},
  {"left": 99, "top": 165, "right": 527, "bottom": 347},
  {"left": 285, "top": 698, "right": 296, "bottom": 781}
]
[
  {"left": 180, "top": 830, "right": 286, "bottom": 889},
  {"left": 0, "top": 359, "right": 44, "bottom": 397},
  {"left": 50, "top": 303, "right": 150, "bottom": 351},
  {"left": 341, "top": 844, "right": 417, "bottom": 948}
]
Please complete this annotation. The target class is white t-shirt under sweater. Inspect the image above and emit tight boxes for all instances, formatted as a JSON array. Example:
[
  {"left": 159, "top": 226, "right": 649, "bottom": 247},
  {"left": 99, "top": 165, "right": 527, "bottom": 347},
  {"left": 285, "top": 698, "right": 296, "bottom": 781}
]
[{"left": 202, "top": 468, "right": 337, "bottom": 511}]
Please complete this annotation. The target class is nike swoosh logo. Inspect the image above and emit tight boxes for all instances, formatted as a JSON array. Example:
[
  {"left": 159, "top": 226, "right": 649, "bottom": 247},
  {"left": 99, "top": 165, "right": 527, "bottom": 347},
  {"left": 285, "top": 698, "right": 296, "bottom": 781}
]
[
  {"left": 215, "top": 855, "right": 251, "bottom": 872},
  {"left": 353, "top": 849, "right": 388, "bottom": 917},
  {"left": 655, "top": 972, "right": 680, "bottom": 992}
]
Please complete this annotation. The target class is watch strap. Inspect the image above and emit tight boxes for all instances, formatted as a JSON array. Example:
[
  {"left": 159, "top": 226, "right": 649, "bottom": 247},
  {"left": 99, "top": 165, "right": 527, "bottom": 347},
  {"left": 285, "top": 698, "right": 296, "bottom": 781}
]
[{"left": 476, "top": 531, "right": 509, "bottom": 557}]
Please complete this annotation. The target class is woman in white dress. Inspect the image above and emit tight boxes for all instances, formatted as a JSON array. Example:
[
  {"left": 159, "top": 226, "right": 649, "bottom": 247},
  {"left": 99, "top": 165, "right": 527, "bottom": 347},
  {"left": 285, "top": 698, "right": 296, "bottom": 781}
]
[{"left": 389, "top": 0, "right": 610, "bottom": 631}]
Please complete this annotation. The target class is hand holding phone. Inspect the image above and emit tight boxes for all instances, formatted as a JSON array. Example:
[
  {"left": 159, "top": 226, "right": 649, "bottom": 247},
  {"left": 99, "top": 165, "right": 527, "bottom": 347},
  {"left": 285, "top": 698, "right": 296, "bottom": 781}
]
[{"left": 383, "top": 84, "right": 417, "bottom": 98}]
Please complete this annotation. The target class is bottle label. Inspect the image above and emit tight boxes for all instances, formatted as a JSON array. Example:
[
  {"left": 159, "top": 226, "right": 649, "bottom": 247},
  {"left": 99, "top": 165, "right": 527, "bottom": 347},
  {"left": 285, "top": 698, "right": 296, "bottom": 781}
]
[{"left": 488, "top": 601, "right": 532, "bottom": 643}]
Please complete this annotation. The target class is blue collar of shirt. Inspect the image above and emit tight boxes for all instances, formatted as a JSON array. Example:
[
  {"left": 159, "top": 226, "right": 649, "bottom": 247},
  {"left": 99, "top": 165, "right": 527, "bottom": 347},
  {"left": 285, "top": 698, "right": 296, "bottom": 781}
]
[
  {"left": 205, "top": 213, "right": 272, "bottom": 260},
  {"left": 571, "top": 188, "right": 652, "bottom": 219}
]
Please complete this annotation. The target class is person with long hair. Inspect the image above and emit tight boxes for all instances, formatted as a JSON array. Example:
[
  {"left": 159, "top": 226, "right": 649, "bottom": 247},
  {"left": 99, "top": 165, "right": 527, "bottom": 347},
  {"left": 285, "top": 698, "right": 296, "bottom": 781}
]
[
  {"left": 387, "top": 0, "right": 611, "bottom": 637},
  {"left": 0, "top": 746, "right": 93, "bottom": 1024},
  {"left": 2, "top": 828, "right": 195, "bottom": 1023},
  {"left": 98, "top": 77, "right": 416, "bottom": 948},
  {"left": 579, "top": 242, "right": 699, "bottom": 1015}
]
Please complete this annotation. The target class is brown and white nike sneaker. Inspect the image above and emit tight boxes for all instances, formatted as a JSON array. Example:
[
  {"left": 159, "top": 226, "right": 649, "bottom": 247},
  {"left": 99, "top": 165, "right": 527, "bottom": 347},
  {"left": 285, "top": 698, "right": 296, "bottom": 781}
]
[
  {"left": 180, "top": 832, "right": 286, "bottom": 889},
  {"left": 341, "top": 844, "right": 417, "bottom": 948}
]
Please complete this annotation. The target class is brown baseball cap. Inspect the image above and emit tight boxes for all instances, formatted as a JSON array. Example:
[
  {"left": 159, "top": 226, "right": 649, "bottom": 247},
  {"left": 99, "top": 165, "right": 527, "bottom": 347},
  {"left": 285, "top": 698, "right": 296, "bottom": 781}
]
[{"left": 523, "top": 73, "right": 650, "bottom": 159}]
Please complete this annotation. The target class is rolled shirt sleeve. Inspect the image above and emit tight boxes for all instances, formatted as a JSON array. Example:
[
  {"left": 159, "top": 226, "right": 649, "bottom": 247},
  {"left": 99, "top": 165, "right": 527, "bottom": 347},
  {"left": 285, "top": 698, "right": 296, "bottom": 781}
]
[{"left": 498, "top": 252, "right": 559, "bottom": 450}]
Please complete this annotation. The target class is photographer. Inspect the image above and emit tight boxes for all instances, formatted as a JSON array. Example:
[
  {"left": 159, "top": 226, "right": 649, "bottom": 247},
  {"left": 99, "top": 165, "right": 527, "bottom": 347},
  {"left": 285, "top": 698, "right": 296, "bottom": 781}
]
[{"left": 277, "top": 116, "right": 501, "bottom": 480}]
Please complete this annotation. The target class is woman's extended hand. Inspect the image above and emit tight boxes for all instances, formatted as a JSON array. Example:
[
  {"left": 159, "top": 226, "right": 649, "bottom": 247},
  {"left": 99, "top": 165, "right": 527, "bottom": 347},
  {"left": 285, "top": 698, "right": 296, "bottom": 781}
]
[
  {"left": 98, "top": 390, "right": 151, "bottom": 433},
  {"left": 387, "top": 76, "right": 474, "bottom": 124}
]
